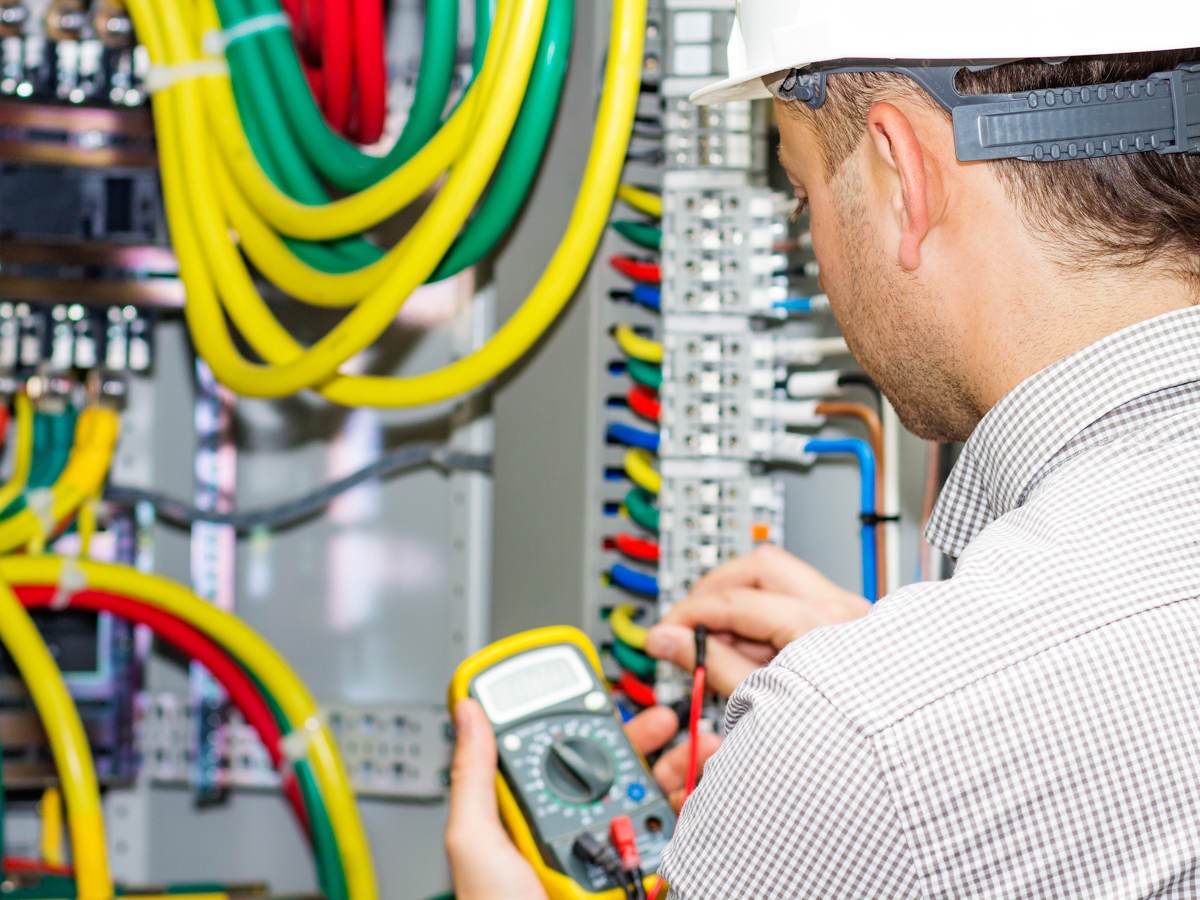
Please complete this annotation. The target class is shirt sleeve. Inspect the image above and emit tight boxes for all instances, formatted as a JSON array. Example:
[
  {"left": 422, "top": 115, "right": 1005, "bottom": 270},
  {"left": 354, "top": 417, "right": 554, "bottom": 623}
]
[{"left": 656, "top": 661, "right": 921, "bottom": 898}]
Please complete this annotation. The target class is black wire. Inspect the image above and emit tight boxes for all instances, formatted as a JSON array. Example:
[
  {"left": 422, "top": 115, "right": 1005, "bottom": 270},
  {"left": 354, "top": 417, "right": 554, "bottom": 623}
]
[
  {"left": 631, "top": 868, "right": 648, "bottom": 900},
  {"left": 836, "top": 372, "right": 883, "bottom": 412},
  {"left": 104, "top": 445, "right": 492, "bottom": 533}
]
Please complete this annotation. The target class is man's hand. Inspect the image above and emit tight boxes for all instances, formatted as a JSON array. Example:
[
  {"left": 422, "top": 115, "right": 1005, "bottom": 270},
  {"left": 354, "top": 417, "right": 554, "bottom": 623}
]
[
  {"left": 446, "top": 700, "right": 720, "bottom": 899},
  {"left": 644, "top": 545, "right": 870, "bottom": 694}
]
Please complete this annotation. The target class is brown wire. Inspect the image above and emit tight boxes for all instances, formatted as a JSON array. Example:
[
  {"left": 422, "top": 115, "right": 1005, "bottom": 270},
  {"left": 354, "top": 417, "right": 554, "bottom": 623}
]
[{"left": 815, "top": 400, "right": 887, "bottom": 595}]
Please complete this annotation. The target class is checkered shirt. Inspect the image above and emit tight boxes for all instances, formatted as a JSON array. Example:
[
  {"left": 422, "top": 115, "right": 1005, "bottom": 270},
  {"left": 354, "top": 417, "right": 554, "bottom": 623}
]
[{"left": 658, "top": 306, "right": 1200, "bottom": 898}]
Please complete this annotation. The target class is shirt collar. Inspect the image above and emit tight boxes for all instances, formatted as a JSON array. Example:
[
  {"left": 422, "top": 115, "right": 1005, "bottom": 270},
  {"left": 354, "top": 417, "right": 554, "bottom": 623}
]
[{"left": 927, "top": 306, "right": 1200, "bottom": 559}]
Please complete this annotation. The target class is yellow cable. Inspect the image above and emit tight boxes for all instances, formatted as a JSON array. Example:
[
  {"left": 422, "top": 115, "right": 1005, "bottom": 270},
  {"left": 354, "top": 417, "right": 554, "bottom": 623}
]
[
  {"left": 0, "top": 406, "right": 120, "bottom": 553},
  {"left": 0, "top": 556, "right": 376, "bottom": 900},
  {"left": 130, "top": 0, "right": 544, "bottom": 397},
  {"left": 129, "top": 0, "right": 646, "bottom": 407},
  {"left": 194, "top": 0, "right": 518, "bottom": 240},
  {"left": 0, "top": 392, "right": 35, "bottom": 512},
  {"left": 617, "top": 184, "right": 662, "bottom": 218},
  {"left": 614, "top": 324, "right": 663, "bottom": 364},
  {"left": 39, "top": 785, "right": 65, "bottom": 866},
  {"left": 624, "top": 447, "right": 661, "bottom": 494},
  {"left": 609, "top": 604, "right": 648, "bottom": 651},
  {"left": 0, "top": 577, "right": 111, "bottom": 900}
]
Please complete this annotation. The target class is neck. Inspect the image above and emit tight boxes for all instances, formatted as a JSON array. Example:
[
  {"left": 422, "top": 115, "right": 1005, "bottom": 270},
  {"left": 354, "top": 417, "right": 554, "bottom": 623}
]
[{"left": 964, "top": 260, "right": 1196, "bottom": 413}]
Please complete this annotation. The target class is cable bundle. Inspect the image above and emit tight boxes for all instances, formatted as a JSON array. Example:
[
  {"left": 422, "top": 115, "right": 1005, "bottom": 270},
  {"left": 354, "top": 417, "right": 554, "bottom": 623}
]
[
  {"left": 3, "top": 556, "right": 373, "bottom": 900},
  {"left": 123, "top": 0, "right": 646, "bottom": 407}
]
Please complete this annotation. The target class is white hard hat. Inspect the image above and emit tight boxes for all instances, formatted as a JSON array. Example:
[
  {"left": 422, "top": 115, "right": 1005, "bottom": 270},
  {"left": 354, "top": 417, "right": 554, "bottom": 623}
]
[{"left": 691, "top": 1, "right": 1200, "bottom": 105}]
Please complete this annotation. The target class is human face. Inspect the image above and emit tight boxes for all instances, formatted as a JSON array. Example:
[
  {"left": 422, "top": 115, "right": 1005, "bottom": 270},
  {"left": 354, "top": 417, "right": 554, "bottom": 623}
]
[{"left": 774, "top": 100, "right": 978, "bottom": 441}]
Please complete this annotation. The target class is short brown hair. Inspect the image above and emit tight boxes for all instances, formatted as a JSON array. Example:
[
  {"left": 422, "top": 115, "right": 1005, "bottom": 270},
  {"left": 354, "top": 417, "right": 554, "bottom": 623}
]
[{"left": 797, "top": 52, "right": 1200, "bottom": 283}]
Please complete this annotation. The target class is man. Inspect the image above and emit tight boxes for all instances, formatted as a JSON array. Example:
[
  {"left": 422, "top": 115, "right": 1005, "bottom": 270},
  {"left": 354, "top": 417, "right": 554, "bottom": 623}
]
[{"left": 447, "top": 2, "right": 1200, "bottom": 895}]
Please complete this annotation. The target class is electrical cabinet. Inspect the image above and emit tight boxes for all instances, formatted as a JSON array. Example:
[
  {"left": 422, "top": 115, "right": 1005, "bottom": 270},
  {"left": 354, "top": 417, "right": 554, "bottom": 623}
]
[{"left": 0, "top": 0, "right": 933, "bottom": 897}]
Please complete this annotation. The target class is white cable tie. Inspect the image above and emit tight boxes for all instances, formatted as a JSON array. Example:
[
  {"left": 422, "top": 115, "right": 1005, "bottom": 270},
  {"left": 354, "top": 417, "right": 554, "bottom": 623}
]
[
  {"left": 144, "top": 58, "right": 230, "bottom": 95},
  {"left": 50, "top": 558, "right": 86, "bottom": 610},
  {"left": 278, "top": 710, "right": 327, "bottom": 768},
  {"left": 202, "top": 12, "right": 291, "bottom": 55},
  {"left": 26, "top": 487, "right": 56, "bottom": 536}
]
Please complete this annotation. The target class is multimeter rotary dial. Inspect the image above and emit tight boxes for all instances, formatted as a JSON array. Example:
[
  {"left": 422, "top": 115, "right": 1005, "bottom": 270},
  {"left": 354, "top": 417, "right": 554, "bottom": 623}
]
[{"left": 543, "top": 737, "right": 616, "bottom": 804}]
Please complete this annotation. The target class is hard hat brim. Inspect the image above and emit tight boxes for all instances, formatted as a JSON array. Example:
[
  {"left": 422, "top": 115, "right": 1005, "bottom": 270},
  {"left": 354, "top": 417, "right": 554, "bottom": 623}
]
[{"left": 688, "top": 67, "right": 779, "bottom": 105}]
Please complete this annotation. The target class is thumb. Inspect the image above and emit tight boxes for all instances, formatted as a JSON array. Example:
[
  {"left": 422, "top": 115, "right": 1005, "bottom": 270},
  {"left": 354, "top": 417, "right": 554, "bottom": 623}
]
[{"left": 446, "top": 699, "right": 502, "bottom": 843}]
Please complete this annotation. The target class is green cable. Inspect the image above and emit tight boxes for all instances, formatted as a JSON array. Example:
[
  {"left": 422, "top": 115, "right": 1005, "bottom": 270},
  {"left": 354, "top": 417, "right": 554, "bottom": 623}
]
[
  {"left": 217, "top": 0, "right": 571, "bottom": 280},
  {"left": 610, "top": 636, "right": 657, "bottom": 679},
  {"left": 222, "top": 0, "right": 376, "bottom": 271},
  {"left": 626, "top": 359, "right": 663, "bottom": 392},
  {"left": 612, "top": 220, "right": 662, "bottom": 251},
  {"left": 624, "top": 487, "right": 660, "bottom": 534},
  {"left": 2, "top": 406, "right": 77, "bottom": 520},
  {"left": 213, "top": 0, "right": 463, "bottom": 191},
  {"left": 431, "top": 0, "right": 573, "bottom": 279},
  {"left": 252, "top": 673, "right": 349, "bottom": 900}
]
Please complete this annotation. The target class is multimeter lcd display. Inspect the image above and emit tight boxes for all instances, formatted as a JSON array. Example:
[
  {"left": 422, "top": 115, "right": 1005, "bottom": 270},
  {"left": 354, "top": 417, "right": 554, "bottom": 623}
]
[{"left": 475, "top": 646, "right": 594, "bottom": 725}]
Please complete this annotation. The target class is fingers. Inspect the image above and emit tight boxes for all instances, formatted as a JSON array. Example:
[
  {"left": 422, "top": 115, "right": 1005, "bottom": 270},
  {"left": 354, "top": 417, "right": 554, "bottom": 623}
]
[
  {"left": 690, "top": 544, "right": 830, "bottom": 597},
  {"left": 651, "top": 733, "right": 723, "bottom": 812},
  {"left": 657, "top": 589, "right": 800, "bottom": 645},
  {"left": 660, "top": 581, "right": 871, "bottom": 650},
  {"left": 445, "top": 699, "right": 502, "bottom": 856},
  {"left": 624, "top": 705, "right": 679, "bottom": 757},
  {"left": 643, "top": 622, "right": 762, "bottom": 694}
]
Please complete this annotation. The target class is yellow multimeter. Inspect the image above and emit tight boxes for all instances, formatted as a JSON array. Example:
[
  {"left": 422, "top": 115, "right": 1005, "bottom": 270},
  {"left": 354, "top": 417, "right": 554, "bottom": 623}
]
[{"left": 449, "top": 626, "right": 675, "bottom": 899}]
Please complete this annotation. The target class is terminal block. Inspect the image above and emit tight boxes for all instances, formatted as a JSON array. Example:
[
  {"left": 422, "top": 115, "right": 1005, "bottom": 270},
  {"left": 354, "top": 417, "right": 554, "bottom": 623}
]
[
  {"left": 661, "top": 171, "right": 789, "bottom": 315},
  {"left": 660, "top": 1, "right": 768, "bottom": 170},
  {"left": 0, "top": 0, "right": 145, "bottom": 105},
  {"left": 0, "top": 301, "right": 154, "bottom": 373},
  {"left": 659, "top": 317, "right": 779, "bottom": 459},
  {"left": 657, "top": 459, "right": 784, "bottom": 606}
]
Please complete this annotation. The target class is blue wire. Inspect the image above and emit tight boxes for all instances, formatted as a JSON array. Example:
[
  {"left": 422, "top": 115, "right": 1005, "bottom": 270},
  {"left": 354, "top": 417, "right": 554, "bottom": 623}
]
[
  {"left": 609, "top": 563, "right": 659, "bottom": 598},
  {"left": 804, "top": 437, "right": 878, "bottom": 603},
  {"left": 606, "top": 422, "right": 660, "bottom": 452},
  {"left": 773, "top": 296, "right": 815, "bottom": 312},
  {"left": 631, "top": 285, "right": 661, "bottom": 311},
  {"left": 615, "top": 699, "right": 636, "bottom": 722}
]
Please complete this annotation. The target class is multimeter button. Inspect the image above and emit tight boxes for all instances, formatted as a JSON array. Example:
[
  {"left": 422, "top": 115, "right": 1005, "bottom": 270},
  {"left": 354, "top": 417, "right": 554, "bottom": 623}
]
[
  {"left": 584, "top": 691, "right": 606, "bottom": 711},
  {"left": 627, "top": 782, "right": 647, "bottom": 802},
  {"left": 502, "top": 734, "right": 522, "bottom": 752}
]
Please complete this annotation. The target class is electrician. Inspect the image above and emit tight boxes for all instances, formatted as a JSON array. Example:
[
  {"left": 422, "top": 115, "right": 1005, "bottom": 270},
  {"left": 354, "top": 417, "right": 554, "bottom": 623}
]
[{"left": 447, "top": 2, "right": 1200, "bottom": 895}]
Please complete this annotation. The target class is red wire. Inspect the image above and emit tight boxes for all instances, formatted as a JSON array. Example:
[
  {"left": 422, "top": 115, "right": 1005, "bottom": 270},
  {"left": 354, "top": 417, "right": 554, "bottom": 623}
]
[
  {"left": 15, "top": 587, "right": 311, "bottom": 838},
  {"left": 626, "top": 384, "right": 661, "bottom": 422},
  {"left": 350, "top": 0, "right": 387, "bottom": 144},
  {"left": 320, "top": 0, "right": 353, "bottom": 134},
  {"left": 304, "top": 0, "right": 323, "bottom": 62},
  {"left": 616, "top": 670, "right": 657, "bottom": 708},
  {"left": 683, "top": 665, "right": 705, "bottom": 801},
  {"left": 610, "top": 256, "right": 662, "bottom": 284},
  {"left": 3, "top": 858, "right": 73, "bottom": 875},
  {"left": 647, "top": 878, "right": 664, "bottom": 900},
  {"left": 278, "top": 0, "right": 302, "bottom": 39},
  {"left": 0, "top": 403, "right": 10, "bottom": 448},
  {"left": 614, "top": 532, "right": 660, "bottom": 564}
]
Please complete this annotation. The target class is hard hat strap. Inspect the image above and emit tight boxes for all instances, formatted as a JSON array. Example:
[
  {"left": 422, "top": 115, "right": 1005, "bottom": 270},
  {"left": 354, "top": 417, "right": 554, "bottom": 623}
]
[{"left": 772, "top": 63, "right": 1200, "bottom": 163}]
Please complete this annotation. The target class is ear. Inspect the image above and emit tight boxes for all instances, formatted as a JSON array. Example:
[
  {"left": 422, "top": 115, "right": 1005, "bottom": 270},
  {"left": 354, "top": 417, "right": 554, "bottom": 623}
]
[{"left": 864, "top": 101, "right": 942, "bottom": 271}]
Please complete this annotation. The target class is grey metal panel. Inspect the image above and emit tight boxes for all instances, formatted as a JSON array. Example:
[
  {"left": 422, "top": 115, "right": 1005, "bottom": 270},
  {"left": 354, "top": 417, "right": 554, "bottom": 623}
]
[
  {"left": 488, "top": 0, "right": 617, "bottom": 637},
  {"left": 130, "top": 309, "right": 469, "bottom": 894}
]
